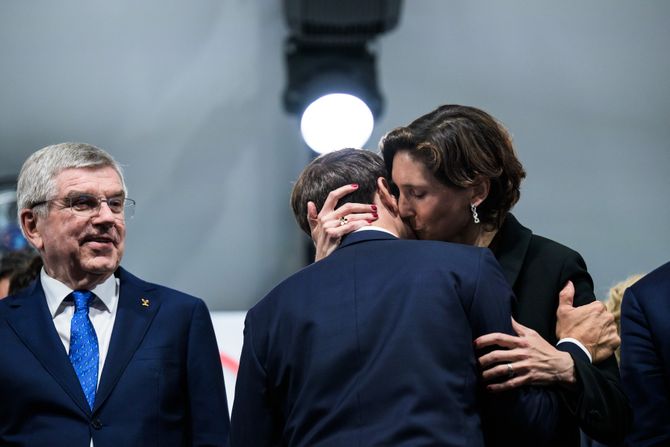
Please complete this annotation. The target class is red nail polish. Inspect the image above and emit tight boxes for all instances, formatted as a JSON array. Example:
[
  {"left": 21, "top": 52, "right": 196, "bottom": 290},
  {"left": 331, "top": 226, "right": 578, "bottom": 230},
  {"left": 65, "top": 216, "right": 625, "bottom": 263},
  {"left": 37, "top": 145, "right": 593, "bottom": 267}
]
[
  {"left": 351, "top": 183, "right": 359, "bottom": 188},
  {"left": 371, "top": 205, "right": 377, "bottom": 211},
  {"left": 372, "top": 212, "right": 378, "bottom": 218}
]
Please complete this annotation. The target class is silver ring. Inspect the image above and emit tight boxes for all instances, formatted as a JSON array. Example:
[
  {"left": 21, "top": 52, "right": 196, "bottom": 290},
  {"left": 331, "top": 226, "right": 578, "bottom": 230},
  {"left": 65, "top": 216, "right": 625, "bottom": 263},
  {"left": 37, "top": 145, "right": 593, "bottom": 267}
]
[
  {"left": 339, "top": 216, "right": 348, "bottom": 226},
  {"left": 506, "top": 363, "right": 515, "bottom": 378}
]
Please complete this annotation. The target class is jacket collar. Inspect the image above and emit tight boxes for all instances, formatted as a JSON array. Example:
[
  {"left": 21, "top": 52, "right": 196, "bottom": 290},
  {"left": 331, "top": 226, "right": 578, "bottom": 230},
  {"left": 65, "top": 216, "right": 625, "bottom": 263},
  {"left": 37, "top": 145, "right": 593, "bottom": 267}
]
[
  {"left": 338, "top": 228, "right": 398, "bottom": 250},
  {"left": 490, "top": 213, "right": 533, "bottom": 288}
]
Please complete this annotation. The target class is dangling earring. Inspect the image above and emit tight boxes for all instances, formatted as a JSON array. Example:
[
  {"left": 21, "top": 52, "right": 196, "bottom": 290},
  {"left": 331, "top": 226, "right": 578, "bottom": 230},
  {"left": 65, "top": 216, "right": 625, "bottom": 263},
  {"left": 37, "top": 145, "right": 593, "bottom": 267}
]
[{"left": 470, "top": 204, "right": 480, "bottom": 224}]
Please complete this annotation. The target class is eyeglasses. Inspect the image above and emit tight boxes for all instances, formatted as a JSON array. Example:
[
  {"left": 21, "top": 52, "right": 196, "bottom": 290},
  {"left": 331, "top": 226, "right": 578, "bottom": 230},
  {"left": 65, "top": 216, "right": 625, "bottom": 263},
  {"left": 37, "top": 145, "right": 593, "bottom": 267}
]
[{"left": 32, "top": 194, "right": 136, "bottom": 219}]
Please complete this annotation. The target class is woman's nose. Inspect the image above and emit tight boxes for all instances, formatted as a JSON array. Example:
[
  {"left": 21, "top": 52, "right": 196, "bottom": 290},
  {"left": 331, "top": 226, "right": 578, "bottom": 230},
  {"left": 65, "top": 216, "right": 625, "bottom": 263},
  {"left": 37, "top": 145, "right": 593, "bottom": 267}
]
[{"left": 398, "top": 195, "right": 413, "bottom": 218}]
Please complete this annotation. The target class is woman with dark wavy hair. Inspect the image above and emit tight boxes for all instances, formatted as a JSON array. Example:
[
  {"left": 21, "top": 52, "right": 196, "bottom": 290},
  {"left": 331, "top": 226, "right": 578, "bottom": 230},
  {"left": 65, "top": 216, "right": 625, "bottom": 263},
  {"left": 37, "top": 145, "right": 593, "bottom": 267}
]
[{"left": 306, "top": 104, "right": 629, "bottom": 446}]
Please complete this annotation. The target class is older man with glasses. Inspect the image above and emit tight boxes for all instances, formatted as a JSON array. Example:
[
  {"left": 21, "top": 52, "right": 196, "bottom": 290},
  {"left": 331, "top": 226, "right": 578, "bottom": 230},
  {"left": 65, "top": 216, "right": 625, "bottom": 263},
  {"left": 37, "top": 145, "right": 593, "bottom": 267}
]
[{"left": 0, "top": 142, "right": 230, "bottom": 447}]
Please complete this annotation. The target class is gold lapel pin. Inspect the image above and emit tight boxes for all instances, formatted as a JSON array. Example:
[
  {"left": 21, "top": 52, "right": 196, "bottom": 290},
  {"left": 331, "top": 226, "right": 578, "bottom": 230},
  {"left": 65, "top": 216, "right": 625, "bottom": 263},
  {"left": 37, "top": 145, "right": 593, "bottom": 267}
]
[{"left": 140, "top": 298, "right": 150, "bottom": 307}]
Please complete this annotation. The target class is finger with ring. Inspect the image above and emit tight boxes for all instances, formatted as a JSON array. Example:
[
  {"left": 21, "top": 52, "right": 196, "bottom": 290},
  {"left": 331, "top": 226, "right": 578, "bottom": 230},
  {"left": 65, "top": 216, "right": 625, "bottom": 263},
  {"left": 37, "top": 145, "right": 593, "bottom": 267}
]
[
  {"left": 506, "top": 363, "right": 515, "bottom": 378},
  {"left": 339, "top": 216, "right": 349, "bottom": 226}
]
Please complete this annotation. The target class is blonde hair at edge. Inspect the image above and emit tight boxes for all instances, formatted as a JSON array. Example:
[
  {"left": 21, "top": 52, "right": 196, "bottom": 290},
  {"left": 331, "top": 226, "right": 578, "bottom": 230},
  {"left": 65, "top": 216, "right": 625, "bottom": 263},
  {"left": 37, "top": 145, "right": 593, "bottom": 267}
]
[{"left": 606, "top": 273, "right": 645, "bottom": 362}]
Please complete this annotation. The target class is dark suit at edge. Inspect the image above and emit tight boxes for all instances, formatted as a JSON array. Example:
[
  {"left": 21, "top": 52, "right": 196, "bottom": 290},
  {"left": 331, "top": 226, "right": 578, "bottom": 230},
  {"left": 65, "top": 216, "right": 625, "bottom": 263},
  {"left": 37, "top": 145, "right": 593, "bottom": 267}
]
[{"left": 620, "top": 261, "right": 670, "bottom": 446}]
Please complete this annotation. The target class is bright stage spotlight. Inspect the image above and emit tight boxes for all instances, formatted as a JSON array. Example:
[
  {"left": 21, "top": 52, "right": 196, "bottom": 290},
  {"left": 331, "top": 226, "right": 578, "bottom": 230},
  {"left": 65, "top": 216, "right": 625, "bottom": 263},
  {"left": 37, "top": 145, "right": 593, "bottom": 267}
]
[
  {"left": 284, "top": 41, "right": 382, "bottom": 153},
  {"left": 300, "top": 93, "right": 374, "bottom": 154},
  {"left": 282, "top": 0, "right": 402, "bottom": 153}
]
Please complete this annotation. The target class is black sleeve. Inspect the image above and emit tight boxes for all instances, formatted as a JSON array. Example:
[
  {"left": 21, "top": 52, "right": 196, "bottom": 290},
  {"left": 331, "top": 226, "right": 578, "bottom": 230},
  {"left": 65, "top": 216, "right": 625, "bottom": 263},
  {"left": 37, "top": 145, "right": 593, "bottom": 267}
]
[{"left": 555, "top": 251, "right": 632, "bottom": 444}]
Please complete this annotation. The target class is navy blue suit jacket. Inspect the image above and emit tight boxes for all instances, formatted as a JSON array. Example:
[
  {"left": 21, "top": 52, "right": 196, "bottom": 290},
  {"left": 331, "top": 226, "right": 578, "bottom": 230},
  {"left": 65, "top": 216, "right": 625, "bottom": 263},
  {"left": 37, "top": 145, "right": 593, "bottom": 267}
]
[
  {"left": 231, "top": 230, "right": 559, "bottom": 446},
  {"left": 0, "top": 267, "right": 229, "bottom": 447},
  {"left": 621, "top": 261, "right": 670, "bottom": 446}
]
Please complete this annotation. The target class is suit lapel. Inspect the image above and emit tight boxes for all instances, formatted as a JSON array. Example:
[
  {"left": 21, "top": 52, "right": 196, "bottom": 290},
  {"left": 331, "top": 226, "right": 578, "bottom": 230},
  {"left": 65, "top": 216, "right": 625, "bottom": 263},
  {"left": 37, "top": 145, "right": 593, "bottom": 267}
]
[
  {"left": 94, "top": 268, "right": 161, "bottom": 411},
  {"left": 3, "top": 280, "right": 91, "bottom": 415},
  {"left": 491, "top": 213, "right": 533, "bottom": 288}
]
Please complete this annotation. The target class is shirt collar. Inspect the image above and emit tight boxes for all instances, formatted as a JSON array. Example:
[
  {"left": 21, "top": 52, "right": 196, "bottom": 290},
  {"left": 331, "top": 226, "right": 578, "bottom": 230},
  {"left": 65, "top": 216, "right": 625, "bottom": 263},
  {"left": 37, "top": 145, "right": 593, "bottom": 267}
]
[
  {"left": 41, "top": 268, "right": 119, "bottom": 318},
  {"left": 353, "top": 225, "right": 399, "bottom": 238}
]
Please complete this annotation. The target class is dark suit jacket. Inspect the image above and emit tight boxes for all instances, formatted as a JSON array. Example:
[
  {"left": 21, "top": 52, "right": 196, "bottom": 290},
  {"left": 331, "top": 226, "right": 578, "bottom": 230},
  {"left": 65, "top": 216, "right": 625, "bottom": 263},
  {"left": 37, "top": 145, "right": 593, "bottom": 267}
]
[
  {"left": 620, "top": 261, "right": 670, "bottom": 446},
  {"left": 491, "top": 214, "right": 631, "bottom": 446},
  {"left": 0, "top": 267, "right": 230, "bottom": 447},
  {"left": 230, "top": 230, "right": 559, "bottom": 446}
]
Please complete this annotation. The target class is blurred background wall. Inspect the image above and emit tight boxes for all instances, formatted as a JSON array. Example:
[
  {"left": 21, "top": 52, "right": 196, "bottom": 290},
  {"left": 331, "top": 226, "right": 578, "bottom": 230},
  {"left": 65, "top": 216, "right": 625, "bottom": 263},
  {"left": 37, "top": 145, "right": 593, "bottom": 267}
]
[{"left": 1, "top": 0, "right": 668, "bottom": 310}]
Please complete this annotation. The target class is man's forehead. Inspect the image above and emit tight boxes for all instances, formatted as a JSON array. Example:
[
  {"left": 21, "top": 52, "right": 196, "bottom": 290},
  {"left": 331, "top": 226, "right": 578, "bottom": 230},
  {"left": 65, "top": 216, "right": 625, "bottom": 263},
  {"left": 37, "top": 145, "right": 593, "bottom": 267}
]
[{"left": 55, "top": 166, "right": 123, "bottom": 192}]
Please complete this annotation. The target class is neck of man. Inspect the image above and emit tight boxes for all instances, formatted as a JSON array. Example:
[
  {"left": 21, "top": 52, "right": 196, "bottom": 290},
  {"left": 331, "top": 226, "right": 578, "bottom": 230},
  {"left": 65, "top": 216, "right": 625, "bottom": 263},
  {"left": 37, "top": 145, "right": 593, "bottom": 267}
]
[
  {"left": 43, "top": 264, "right": 112, "bottom": 291},
  {"left": 370, "top": 206, "right": 405, "bottom": 239}
]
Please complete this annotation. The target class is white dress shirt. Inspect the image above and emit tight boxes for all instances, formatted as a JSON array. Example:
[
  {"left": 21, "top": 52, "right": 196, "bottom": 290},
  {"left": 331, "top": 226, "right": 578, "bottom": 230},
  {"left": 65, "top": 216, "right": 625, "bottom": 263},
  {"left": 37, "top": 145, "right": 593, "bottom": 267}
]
[{"left": 353, "top": 225, "right": 399, "bottom": 238}]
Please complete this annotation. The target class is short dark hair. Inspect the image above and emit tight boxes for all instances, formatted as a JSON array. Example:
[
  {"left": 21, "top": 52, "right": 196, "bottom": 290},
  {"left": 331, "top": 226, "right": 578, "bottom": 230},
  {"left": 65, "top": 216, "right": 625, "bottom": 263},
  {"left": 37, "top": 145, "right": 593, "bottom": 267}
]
[
  {"left": 380, "top": 104, "right": 526, "bottom": 229},
  {"left": 0, "top": 250, "right": 37, "bottom": 280},
  {"left": 291, "top": 148, "right": 387, "bottom": 235},
  {"left": 8, "top": 254, "right": 42, "bottom": 295}
]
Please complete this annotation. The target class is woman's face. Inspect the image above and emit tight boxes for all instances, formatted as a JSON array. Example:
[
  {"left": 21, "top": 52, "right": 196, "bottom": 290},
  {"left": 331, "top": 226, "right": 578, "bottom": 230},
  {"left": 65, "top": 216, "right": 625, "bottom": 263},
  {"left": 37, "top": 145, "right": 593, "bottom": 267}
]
[{"left": 391, "top": 150, "right": 476, "bottom": 244}]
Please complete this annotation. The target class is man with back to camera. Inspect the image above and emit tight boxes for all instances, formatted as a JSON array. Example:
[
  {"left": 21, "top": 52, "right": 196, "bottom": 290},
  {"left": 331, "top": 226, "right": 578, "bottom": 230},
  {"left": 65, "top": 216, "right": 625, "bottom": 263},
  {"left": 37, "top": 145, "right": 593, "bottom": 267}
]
[
  {"left": 0, "top": 142, "right": 229, "bottom": 447},
  {"left": 230, "top": 148, "right": 563, "bottom": 446}
]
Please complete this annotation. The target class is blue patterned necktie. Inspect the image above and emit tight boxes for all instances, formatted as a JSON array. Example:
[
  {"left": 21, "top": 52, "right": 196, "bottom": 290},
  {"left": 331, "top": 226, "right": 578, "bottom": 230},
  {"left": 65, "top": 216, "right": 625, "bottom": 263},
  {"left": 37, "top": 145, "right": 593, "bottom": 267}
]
[{"left": 69, "top": 290, "right": 99, "bottom": 409}]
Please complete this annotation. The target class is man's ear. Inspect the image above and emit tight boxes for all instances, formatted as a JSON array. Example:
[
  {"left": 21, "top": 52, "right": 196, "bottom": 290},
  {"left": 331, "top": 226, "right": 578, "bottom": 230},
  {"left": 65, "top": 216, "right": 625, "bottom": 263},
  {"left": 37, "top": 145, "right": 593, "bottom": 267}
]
[
  {"left": 376, "top": 177, "right": 399, "bottom": 215},
  {"left": 19, "top": 209, "right": 43, "bottom": 250},
  {"left": 470, "top": 176, "right": 490, "bottom": 207}
]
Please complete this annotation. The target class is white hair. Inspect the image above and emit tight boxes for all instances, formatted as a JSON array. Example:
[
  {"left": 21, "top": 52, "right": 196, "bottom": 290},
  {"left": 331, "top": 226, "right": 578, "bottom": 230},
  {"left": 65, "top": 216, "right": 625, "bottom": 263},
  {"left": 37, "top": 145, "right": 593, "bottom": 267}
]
[{"left": 16, "top": 142, "right": 127, "bottom": 218}]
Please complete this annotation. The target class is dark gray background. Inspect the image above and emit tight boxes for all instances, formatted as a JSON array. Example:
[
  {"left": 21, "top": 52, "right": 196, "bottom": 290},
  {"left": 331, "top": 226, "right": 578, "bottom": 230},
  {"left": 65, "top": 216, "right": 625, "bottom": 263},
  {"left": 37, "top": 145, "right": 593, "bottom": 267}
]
[{"left": 1, "top": 1, "right": 668, "bottom": 309}]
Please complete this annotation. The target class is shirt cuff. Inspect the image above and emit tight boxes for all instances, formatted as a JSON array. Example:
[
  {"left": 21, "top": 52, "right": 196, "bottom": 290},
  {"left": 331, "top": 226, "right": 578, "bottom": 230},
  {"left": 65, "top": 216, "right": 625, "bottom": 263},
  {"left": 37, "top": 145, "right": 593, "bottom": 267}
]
[{"left": 556, "top": 338, "right": 592, "bottom": 363}]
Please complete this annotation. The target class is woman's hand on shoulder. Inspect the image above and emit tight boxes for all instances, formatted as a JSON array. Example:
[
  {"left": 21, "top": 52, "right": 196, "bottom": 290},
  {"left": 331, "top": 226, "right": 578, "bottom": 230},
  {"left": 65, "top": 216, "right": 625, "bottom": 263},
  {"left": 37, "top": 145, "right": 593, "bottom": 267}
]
[
  {"left": 474, "top": 318, "right": 577, "bottom": 392},
  {"left": 308, "top": 184, "right": 378, "bottom": 262}
]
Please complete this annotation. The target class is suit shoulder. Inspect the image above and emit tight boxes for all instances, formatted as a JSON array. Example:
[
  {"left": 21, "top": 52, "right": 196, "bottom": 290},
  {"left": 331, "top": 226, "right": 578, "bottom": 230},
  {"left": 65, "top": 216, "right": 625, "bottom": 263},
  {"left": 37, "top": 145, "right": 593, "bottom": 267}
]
[
  {"left": 525, "top": 233, "right": 585, "bottom": 265},
  {"left": 0, "top": 283, "right": 41, "bottom": 315},
  {"left": 249, "top": 239, "right": 490, "bottom": 315},
  {"left": 628, "top": 261, "right": 670, "bottom": 300},
  {"left": 377, "top": 239, "right": 498, "bottom": 279},
  {"left": 523, "top": 234, "right": 594, "bottom": 296},
  {"left": 510, "top": 232, "right": 594, "bottom": 301},
  {"left": 119, "top": 268, "right": 207, "bottom": 309},
  {"left": 152, "top": 283, "right": 204, "bottom": 303},
  {"left": 396, "top": 238, "right": 489, "bottom": 260},
  {"left": 248, "top": 261, "right": 321, "bottom": 315}
]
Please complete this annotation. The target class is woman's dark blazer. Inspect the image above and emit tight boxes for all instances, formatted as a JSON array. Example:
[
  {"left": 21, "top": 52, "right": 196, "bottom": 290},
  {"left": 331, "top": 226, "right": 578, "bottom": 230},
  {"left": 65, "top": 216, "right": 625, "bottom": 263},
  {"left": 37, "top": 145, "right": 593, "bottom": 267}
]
[{"left": 490, "top": 213, "right": 631, "bottom": 446}]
